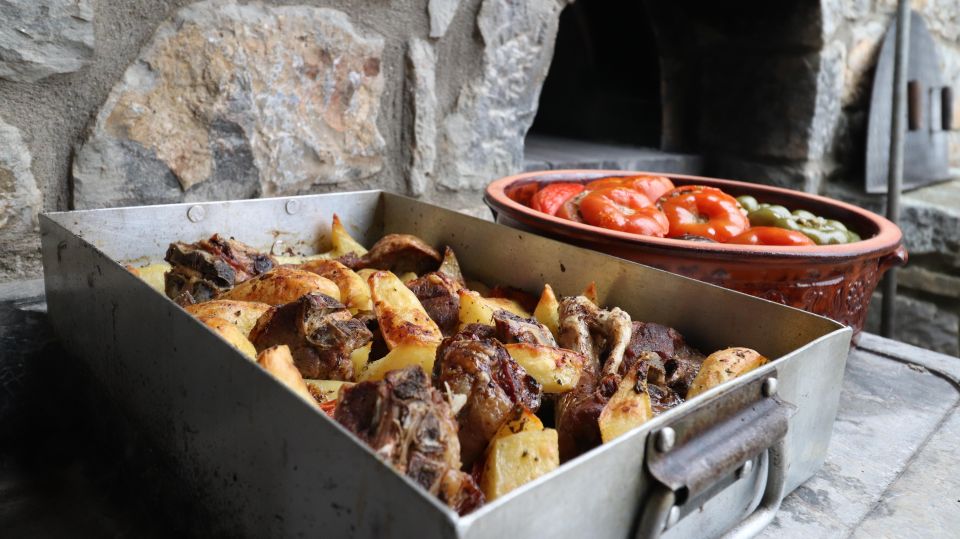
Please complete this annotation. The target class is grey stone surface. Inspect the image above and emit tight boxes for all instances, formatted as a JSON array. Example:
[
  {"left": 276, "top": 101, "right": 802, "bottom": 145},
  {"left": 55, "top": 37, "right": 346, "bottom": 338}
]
[
  {"left": 865, "top": 292, "right": 959, "bottom": 357},
  {"left": 406, "top": 38, "right": 438, "bottom": 197},
  {"left": 427, "top": 0, "right": 461, "bottom": 39},
  {"left": 72, "top": 1, "right": 386, "bottom": 209},
  {"left": 436, "top": 0, "right": 567, "bottom": 192},
  {"left": 0, "top": 0, "right": 95, "bottom": 83},
  {"left": 523, "top": 134, "right": 703, "bottom": 175},
  {"left": 897, "top": 265, "right": 960, "bottom": 299},
  {"left": 0, "top": 118, "right": 42, "bottom": 280}
]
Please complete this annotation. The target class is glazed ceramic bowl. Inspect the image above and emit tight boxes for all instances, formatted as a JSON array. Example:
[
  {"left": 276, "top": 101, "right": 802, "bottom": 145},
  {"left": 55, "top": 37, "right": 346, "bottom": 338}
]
[{"left": 485, "top": 169, "right": 907, "bottom": 336}]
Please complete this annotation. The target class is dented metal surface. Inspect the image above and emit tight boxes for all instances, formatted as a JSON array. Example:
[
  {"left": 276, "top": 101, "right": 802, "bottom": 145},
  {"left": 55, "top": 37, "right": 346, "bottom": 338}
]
[{"left": 39, "top": 191, "right": 852, "bottom": 538}]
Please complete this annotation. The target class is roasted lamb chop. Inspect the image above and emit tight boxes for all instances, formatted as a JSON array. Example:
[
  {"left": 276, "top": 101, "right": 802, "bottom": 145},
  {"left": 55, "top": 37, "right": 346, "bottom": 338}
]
[
  {"left": 164, "top": 234, "right": 275, "bottom": 301},
  {"left": 622, "top": 321, "right": 706, "bottom": 398},
  {"left": 334, "top": 366, "right": 484, "bottom": 515},
  {"left": 492, "top": 310, "right": 557, "bottom": 347},
  {"left": 434, "top": 328, "right": 542, "bottom": 467},
  {"left": 343, "top": 233, "right": 442, "bottom": 275},
  {"left": 249, "top": 293, "right": 372, "bottom": 380},
  {"left": 406, "top": 248, "right": 465, "bottom": 336}
]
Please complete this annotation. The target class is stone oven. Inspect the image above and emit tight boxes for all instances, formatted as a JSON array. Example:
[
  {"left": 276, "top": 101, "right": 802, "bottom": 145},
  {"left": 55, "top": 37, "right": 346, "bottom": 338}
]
[{"left": 0, "top": 0, "right": 956, "bottom": 354}]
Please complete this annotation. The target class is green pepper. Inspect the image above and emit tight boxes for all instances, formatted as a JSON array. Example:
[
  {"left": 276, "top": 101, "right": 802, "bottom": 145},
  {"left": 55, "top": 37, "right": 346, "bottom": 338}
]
[
  {"left": 747, "top": 204, "right": 793, "bottom": 227},
  {"left": 744, "top": 205, "right": 860, "bottom": 245},
  {"left": 736, "top": 195, "right": 760, "bottom": 213}
]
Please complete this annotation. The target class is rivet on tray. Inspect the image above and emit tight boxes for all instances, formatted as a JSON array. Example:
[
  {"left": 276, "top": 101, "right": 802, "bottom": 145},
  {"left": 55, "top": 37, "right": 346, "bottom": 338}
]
[
  {"left": 664, "top": 506, "right": 680, "bottom": 530},
  {"left": 656, "top": 427, "right": 676, "bottom": 452},
  {"left": 285, "top": 199, "right": 300, "bottom": 215},
  {"left": 187, "top": 205, "right": 205, "bottom": 222},
  {"left": 763, "top": 378, "right": 779, "bottom": 397},
  {"left": 737, "top": 459, "right": 754, "bottom": 479}
]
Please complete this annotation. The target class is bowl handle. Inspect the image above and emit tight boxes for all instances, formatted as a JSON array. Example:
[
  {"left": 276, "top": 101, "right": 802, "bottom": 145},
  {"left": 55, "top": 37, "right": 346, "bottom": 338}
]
[{"left": 879, "top": 245, "right": 908, "bottom": 274}]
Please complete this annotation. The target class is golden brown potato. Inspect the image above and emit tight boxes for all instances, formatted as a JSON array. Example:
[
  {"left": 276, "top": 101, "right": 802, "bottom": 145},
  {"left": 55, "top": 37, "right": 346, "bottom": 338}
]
[
  {"left": 465, "top": 279, "right": 491, "bottom": 297},
  {"left": 127, "top": 262, "right": 171, "bottom": 294},
  {"left": 533, "top": 284, "right": 560, "bottom": 340},
  {"left": 458, "top": 290, "right": 531, "bottom": 329},
  {"left": 350, "top": 342, "right": 372, "bottom": 375},
  {"left": 299, "top": 259, "right": 372, "bottom": 313},
  {"left": 358, "top": 342, "right": 439, "bottom": 382},
  {"left": 480, "top": 428, "right": 559, "bottom": 501},
  {"left": 687, "top": 347, "right": 769, "bottom": 398},
  {"left": 398, "top": 271, "right": 419, "bottom": 284},
  {"left": 304, "top": 379, "right": 354, "bottom": 404},
  {"left": 185, "top": 300, "right": 271, "bottom": 337},
  {"left": 490, "top": 406, "right": 544, "bottom": 442},
  {"left": 219, "top": 267, "right": 340, "bottom": 305},
  {"left": 369, "top": 270, "right": 442, "bottom": 349},
  {"left": 256, "top": 345, "right": 315, "bottom": 403},
  {"left": 503, "top": 343, "right": 584, "bottom": 393},
  {"left": 200, "top": 316, "right": 257, "bottom": 360},
  {"left": 329, "top": 214, "right": 369, "bottom": 257},
  {"left": 598, "top": 365, "right": 654, "bottom": 443}
]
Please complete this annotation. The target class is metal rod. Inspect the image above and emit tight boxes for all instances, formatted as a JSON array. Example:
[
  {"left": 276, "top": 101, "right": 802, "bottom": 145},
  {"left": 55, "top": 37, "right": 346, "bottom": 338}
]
[{"left": 881, "top": 0, "right": 911, "bottom": 338}]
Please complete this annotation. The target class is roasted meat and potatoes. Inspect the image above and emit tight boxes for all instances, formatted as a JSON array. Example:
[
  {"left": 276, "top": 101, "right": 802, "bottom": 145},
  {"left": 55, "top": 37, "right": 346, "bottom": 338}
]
[{"left": 127, "top": 215, "right": 769, "bottom": 515}]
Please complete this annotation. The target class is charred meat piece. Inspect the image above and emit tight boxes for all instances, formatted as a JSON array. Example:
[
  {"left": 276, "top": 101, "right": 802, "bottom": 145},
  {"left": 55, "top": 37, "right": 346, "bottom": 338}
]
[
  {"left": 351, "top": 234, "right": 442, "bottom": 274},
  {"left": 622, "top": 321, "right": 706, "bottom": 398},
  {"left": 492, "top": 310, "right": 557, "bottom": 347},
  {"left": 434, "top": 331, "right": 542, "bottom": 467},
  {"left": 407, "top": 272, "right": 462, "bottom": 337},
  {"left": 249, "top": 294, "right": 372, "bottom": 380},
  {"left": 164, "top": 234, "right": 275, "bottom": 300},
  {"left": 334, "top": 366, "right": 484, "bottom": 515}
]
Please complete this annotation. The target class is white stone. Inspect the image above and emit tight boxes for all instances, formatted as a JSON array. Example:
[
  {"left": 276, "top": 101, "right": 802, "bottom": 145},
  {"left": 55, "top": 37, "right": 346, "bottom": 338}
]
[
  {"left": 428, "top": 0, "right": 461, "bottom": 39},
  {"left": 73, "top": 1, "right": 386, "bottom": 209},
  {"left": 0, "top": 118, "right": 43, "bottom": 279},
  {"left": 0, "top": 0, "right": 95, "bottom": 82},
  {"left": 406, "top": 39, "right": 438, "bottom": 197}
]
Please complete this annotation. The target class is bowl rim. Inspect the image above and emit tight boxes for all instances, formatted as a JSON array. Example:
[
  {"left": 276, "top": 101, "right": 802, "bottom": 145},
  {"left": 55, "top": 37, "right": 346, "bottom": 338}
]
[{"left": 485, "top": 169, "right": 904, "bottom": 261}]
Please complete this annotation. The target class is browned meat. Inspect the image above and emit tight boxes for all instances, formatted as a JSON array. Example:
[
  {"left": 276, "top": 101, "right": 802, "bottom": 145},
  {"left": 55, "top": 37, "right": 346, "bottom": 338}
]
[
  {"left": 353, "top": 234, "right": 442, "bottom": 274},
  {"left": 487, "top": 285, "right": 539, "bottom": 313},
  {"left": 434, "top": 331, "right": 542, "bottom": 467},
  {"left": 164, "top": 234, "right": 275, "bottom": 301},
  {"left": 622, "top": 321, "right": 706, "bottom": 398},
  {"left": 249, "top": 294, "right": 372, "bottom": 380},
  {"left": 407, "top": 272, "right": 461, "bottom": 336},
  {"left": 492, "top": 310, "right": 556, "bottom": 347},
  {"left": 334, "top": 366, "right": 483, "bottom": 515}
]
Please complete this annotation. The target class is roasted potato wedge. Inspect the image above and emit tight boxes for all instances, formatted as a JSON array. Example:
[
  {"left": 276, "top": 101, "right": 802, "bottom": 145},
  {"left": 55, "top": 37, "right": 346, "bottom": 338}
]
[
  {"left": 256, "top": 345, "right": 315, "bottom": 403},
  {"left": 598, "top": 364, "right": 654, "bottom": 443},
  {"left": 358, "top": 342, "right": 439, "bottom": 382},
  {"left": 369, "top": 270, "right": 442, "bottom": 348},
  {"left": 300, "top": 259, "right": 372, "bottom": 313},
  {"left": 480, "top": 428, "right": 559, "bottom": 501},
  {"left": 219, "top": 267, "right": 340, "bottom": 305},
  {"left": 304, "top": 379, "right": 354, "bottom": 404},
  {"left": 503, "top": 343, "right": 584, "bottom": 393},
  {"left": 465, "top": 279, "right": 491, "bottom": 297},
  {"left": 533, "top": 284, "right": 560, "bottom": 339},
  {"left": 350, "top": 342, "right": 372, "bottom": 375},
  {"left": 185, "top": 300, "right": 270, "bottom": 336},
  {"left": 458, "top": 290, "right": 531, "bottom": 329},
  {"left": 398, "top": 271, "right": 419, "bottom": 284},
  {"left": 200, "top": 316, "right": 257, "bottom": 359},
  {"left": 490, "top": 406, "right": 544, "bottom": 443},
  {"left": 127, "top": 262, "right": 171, "bottom": 294},
  {"left": 687, "top": 347, "right": 769, "bottom": 398},
  {"left": 329, "top": 214, "right": 368, "bottom": 257}
]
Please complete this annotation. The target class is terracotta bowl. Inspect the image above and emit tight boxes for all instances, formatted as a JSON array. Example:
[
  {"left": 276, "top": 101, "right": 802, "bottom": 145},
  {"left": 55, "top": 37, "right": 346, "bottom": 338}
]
[{"left": 485, "top": 169, "right": 907, "bottom": 336}]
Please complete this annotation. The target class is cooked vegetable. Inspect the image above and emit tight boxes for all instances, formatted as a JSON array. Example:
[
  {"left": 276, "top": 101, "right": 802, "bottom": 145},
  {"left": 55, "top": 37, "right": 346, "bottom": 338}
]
[
  {"left": 185, "top": 299, "right": 271, "bottom": 336},
  {"left": 220, "top": 266, "right": 340, "bottom": 305},
  {"left": 369, "top": 270, "right": 442, "bottom": 348},
  {"left": 585, "top": 175, "right": 675, "bottom": 202},
  {"left": 479, "top": 428, "right": 560, "bottom": 501},
  {"left": 329, "top": 214, "right": 369, "bottom": 257},
  {"left": 350, "top": 342, "right": 372, "bottom": 375},
  {"left": 299, "top": 259, "right": 372, "bottom": 313},
  {"left": 201, "top": 316, "right": 258, "bottom": 359},
  {"left": 490, "top": 406, "right": 544, "bottom": 441},
  {"left": 579, "top": 187, "right": 669, "bottom": 237},
  {"left": 358, "top": 341, "right": 439, "bottom": 382},
  {"left": 530, "top": 183, "right": 585, "bottom": 216},
  {"left": 504, "top": 343, "right": 585, "bottom": 393},
  {"left": 533, "top": 284, "right": 560, "bottom": 339},
  {"left": 256, "top": 345, "right": 315, "bottom": 403},
  {"left": 686, "top": 347, "right": 769, "bottom": 398},
  {"left": 658, "top": 185, "right": 750, "bottom": 242},
  {"left": 740, "top": 198, "right": 861, "bottom": 245},
  {"left": 304, "top": 379, "right": 354, "bottom": 404},
  {"left": 127, "top": 262, "right": 171, "bottom": 294},
  {"left": 458, "top": 290, "right": 530, "bottom": 328},
  {"left": 598, "top": 363, "right": 654, "bottom": 443},
  {"left": 727, "top": 227, "right": 816, "bottom": 247}
]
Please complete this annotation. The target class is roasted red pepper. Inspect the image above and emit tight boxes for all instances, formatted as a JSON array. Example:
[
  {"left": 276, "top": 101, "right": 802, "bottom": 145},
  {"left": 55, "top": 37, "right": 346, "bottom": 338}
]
[
  {"left": 586, "top": 175, "right": 675, "bottom": 202},
  {"left": 657, "top": 186, "right": 750, "bottom": 242},
  {"left": 530, "top": 183, "right": 585, "bottom": 216},
  {"left": 578, "top": 187, "right": 669, "bottom": 237},
  {"left": 726, "top": 227, "right": 815, "bottom": 247}
]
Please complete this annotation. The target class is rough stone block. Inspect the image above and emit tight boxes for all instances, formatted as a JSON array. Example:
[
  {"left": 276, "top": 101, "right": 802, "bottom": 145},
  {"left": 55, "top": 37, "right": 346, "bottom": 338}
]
[
  {"left": 898, "top": 266, "right": 960, "bottom": 300},
  {"left": 72, "top": 1, "right": 386, "bottom": 209},
  {"left": 0, "top": 118, "right": 42, "bottom": 281},
  {"left": 865, "top": 292, "right": 959, "bottom": 357},
  {"left": 428, "top": 0, "right": 461, "bottom": 39},
  {"left": 406, "top": 39, "right": 438, "bottom": 197},
  {"left": 0, "top": 0, "right": 95, "bottom": 82}
]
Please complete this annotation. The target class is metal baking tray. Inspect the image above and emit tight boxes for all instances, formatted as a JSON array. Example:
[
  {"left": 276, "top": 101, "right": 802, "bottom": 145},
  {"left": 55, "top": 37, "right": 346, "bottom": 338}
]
[{"left": 39, "top": 191, "right": 851, "bottom": 538}]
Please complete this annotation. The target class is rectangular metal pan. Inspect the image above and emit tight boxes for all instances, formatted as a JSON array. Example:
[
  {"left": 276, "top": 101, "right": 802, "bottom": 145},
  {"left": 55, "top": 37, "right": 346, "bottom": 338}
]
[{"left": 39, "top": 191, "right": 851, "bottom": 538}]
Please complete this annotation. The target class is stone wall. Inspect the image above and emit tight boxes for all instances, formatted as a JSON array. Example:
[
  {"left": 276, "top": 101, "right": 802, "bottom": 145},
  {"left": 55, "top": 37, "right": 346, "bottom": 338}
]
[{"left": 0, "top": 0, "right": 569, "bottom": 282}]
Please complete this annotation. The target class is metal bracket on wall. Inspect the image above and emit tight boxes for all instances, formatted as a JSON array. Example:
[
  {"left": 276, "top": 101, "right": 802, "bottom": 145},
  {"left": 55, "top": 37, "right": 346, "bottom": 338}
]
[{"left": 866, "top": 10, "right": 952, "bottom": 194}]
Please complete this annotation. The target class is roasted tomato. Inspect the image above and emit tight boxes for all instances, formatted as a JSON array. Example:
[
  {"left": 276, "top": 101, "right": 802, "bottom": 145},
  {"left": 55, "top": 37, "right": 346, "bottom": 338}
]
[
  {"left": 530, "top": 183, "right": 585, "bottom": 216},
  {"left": 579, "top": 187, "right": 669, "bottom": 237},
  {"left": 555, "top": 190, "right": 588, "bottom": 222},
  {"left": 507, "top": 182, "right": 540, "bottom": 206},
  {"left": 727, "top": 227, "right": 816, "bottom": 247},
  {"left": 658, "top": 186, "right": 750, "bottom": 242},
  {"left": 586, "top": 175, "right": 675, "bottom": 202}
]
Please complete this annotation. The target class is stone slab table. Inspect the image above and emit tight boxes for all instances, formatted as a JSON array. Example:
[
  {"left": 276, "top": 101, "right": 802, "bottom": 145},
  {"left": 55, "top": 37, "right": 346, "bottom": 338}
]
[{"left": 1, "top": 282, "right": 958, "bottom": 537}]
